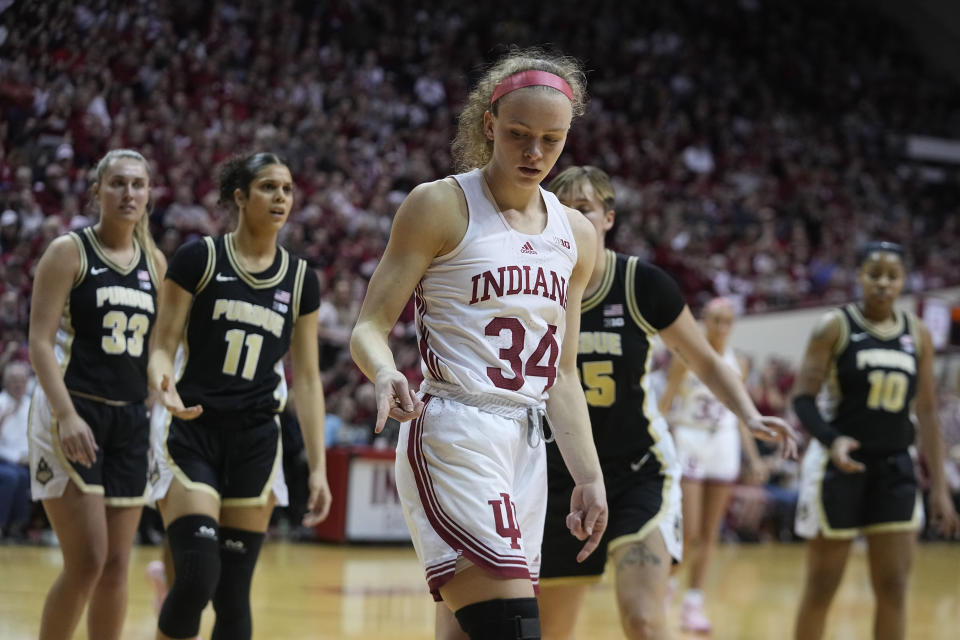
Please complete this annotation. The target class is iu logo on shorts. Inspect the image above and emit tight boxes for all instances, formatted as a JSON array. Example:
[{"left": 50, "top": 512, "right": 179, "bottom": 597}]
[{"left": 489, "top": 492, "right": 522, "bottom": 549}]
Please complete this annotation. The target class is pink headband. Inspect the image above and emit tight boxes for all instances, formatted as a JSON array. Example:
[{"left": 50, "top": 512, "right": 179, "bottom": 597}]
[{"left": 490, "top": 70, "right": 574, "bottom": 104}]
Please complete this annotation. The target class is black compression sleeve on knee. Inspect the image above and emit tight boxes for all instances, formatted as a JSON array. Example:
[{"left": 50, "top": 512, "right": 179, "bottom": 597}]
[
  {"left": 793, "top": 394, "right": 842, "bottom": 447},
  {"left": 159, "top": 515, "right": 221, "bottom": 639},
  {"left": 455, "top": 598, "right": 541, "bottom": 640},
  {"left": 210, "top": 527, "right": 266, "bottom": 640}
]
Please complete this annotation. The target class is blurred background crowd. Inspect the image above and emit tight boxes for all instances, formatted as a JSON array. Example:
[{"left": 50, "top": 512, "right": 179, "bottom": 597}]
[{"left": 1, "top": 0, "right": 959, "bottom": 543}]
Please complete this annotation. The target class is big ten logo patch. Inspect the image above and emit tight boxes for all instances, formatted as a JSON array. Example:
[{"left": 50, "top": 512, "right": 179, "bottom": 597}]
[{"left": 489, "top": 492, "right": 522, "bottom": 549}]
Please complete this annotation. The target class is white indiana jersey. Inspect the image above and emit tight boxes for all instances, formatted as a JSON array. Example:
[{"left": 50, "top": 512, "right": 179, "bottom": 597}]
[
  {"left": 671, "top": 347, "right": 740, "bottom": 432},
  {"left": 416, "top": 169, "right": 578, "bottom": 415}
]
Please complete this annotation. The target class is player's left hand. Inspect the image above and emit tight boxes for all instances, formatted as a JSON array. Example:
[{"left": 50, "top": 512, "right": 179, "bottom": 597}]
[
  {"left": 929, "top": 485, "right": 960, "bottom": 539},
  {"left": 746, "top": 415, "right": 798, "bottom": 459},
  {"left": 567, "top": 478, "right": 608, "bottom": 563},
  {"left": 302, "top": 469, "right": 333, "bottom": 527},
  {"left": 159, "top": 374, "right": 203, "bottom": 420}
]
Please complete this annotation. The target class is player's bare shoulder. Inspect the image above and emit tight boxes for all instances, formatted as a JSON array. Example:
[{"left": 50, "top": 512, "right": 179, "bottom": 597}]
[
  {"left": 560, "top": 204, "right": 596, "bottom": 242},
  {"left": 562, "top": 205, "right": 597, "bottom": 269},
  {"left": 394, "top": 177, "right": 468, "bottom": 256},
  {"left": 810, "top": 308, "right": 844, "bottom": 346},
  {"left": 37, "top": 233, "right": 82, "bottom": 276}
]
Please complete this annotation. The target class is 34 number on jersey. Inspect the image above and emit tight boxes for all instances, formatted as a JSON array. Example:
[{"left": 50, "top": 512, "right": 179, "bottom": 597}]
[
  {"left": 223, "top": 329, "right": 264, "bottom": 380},
  {"left": 101, "top": 311, "right": 150, "bottom": 357},
  {"left": 484, "top": 317, "right": 559, "bottom": 392}
]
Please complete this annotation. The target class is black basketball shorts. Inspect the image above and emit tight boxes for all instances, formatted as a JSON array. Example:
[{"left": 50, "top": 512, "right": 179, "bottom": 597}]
[
  {"left": 29, "top": 389, "right": 149, "bottom": 505},
  {"left": 539, "top": 453, "right": 682, "bottom": 581},
  {"left": 164, "top": 415, "right": 282, "bottom": 507}
]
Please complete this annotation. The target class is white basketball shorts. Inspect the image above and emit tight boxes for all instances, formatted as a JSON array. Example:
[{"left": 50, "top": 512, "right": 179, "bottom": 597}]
[
  {"left": 672, "top": 423, "right": 741, "bottom": 483},
  {"left": 395, "top": 394, "right": 547, "bottom": 601}
]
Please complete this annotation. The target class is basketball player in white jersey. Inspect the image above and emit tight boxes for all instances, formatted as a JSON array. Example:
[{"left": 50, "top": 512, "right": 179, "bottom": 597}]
[
  {"left": 659, "top": 297, "right": 765, "bottom": 633},
  {"left": 350, "top": 48, "right": 607, "bottom": 639}
]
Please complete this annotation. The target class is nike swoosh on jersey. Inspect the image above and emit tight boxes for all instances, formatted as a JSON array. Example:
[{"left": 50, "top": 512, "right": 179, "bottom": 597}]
[
  {"left": 90, "top": 266, "right": 109, "bottom": 275},
  {"left": 630, "top": 452, "right": 651, "bottom": 472},
  {"left": 216, "top": 273, "right": 237, "bottom": 282},
  {"left": 850, "top": 333, "right": 868, "bottom": 342}
]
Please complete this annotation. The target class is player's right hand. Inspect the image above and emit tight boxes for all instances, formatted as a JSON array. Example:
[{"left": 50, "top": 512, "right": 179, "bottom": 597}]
[
  {"left": 159, "top": 374, "right": 203, "bottom": 420},
  {"left": 59, "top": 412, "right": 99, "bottom": 468},
  {"left": 374, "top": 369, "right": 423, "bottom": 433},
  {"left": 829, "top": 435, "right": 865, "bottom": 473},
  {"left": 567, "top": 478, "right": 608, "bottom": 563}
]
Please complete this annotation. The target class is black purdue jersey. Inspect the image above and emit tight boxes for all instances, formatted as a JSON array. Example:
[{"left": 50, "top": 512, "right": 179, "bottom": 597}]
[
  {"left": 166, "top": 233, "right": 319, "bottom": 426},
  {"left": 547, "top": 250, "right": 685, "bottom": 467},
  {"left": 820, "top": 304, "right": 921, "bottom": 453},
  {"left": 58, "top": 227, "right": 159, "bottom": 403}
]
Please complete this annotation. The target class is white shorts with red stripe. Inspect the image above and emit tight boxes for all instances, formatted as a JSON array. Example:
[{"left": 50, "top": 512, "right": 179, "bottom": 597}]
[
  {"left": 672, "top": 422, "right": 741, "bottom": 483},
  {"left": 396, "top": 394, "right": 547, "bottom": 601}
]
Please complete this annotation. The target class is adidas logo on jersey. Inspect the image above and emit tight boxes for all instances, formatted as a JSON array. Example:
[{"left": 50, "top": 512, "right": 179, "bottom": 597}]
[
  {"left": 520, "top": 242, "right": 537, "bottom": 255},
  {"left": 195, "top": 526, "right": 217, "bottom": 540}
]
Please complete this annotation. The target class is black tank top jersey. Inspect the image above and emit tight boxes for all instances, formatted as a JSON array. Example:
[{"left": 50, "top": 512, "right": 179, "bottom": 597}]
[
  {"left": 59, "top": 226, "right": 159, "bottom": 403},
  {"left": 547, "top": 250, "right": 685, "bottom": 466},
  {"left": 822, "top": 304, "right": 921, "bottom": 453},
  {"left": 166, "top": 233, "right": 320, "bottom": 427}
]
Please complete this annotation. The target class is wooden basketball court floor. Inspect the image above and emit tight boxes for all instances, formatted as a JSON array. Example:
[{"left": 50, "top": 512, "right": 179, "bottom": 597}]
[{"left": 1, "top": 541, "right": 957, "bottom": 639}]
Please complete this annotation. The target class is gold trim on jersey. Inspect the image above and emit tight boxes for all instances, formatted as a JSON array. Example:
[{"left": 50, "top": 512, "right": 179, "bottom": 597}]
[
  {"left": 57, "top": 300, "right": 76, "bottom": 376},
  {"left": 605, "top": 343, "right": 677, "bottom": 559},
  {"left": 195, "top": 237, "right": 217, "bottom": 294},
  {"left": 175, "top": 319, "right": 191, "bottom": 384},
  {"left": 581, "top": 249, "right": 616, "bottom": 314},
  {"left": 625, "top": 257, "right": 656, "bottom": 336},
  {"left": 831, "top": 308, "right": 850, "bottom": 355},
  {"left": 68, "top": 231, "right": 87, "bottom": 287},
  {"left": 104, "top": 494, "right": 148, "bottom": 507},
  {"left": 145, "top": 245, "right": 160, "bottom": 290},
  {"left": 222, "top": 416, "right": 283, "bottom": 507},
  {"left": 68, "top": 389, "right": 135, "bottom": 407},
  {"left": 292, "top": 259, "right": 306, "bottom": 324},
  {"left": 225, "top": 232, "right": 289, "bottom": 289},
  {"left": 846, "top": 303, "right": 905, "bottom": 341},
  {"left": 83, "top": 226, "right": 142, "bottom": 275},
  {"left": 904, "top": 310, "right": 923, "bottom": 361}
]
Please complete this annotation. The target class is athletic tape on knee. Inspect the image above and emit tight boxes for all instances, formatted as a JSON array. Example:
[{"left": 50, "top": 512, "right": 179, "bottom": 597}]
[
  {"left": 455, "top": 598, "right": 541, "bottom": 640},
  {"left": 158, "top": 514, "right": 221, "bottom": 639},
  {"left": 211, "top": 527, "right": 266, "bottom": 640}
]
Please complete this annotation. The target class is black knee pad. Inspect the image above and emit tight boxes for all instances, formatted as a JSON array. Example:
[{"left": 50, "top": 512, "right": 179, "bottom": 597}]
[
  {"left": 455, "top": 598, "right": 541, "bottom": 640},
  {"left": 211, "top": 527, "right": 265, "bottom": 640},
  {"left": 158, "top": 515, "right": 221, "bottom": 639}
]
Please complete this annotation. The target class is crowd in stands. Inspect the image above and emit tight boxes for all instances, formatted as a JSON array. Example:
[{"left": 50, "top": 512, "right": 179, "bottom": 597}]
[{"left": 2, "top": 0, "right": 960, "bottom": 541}]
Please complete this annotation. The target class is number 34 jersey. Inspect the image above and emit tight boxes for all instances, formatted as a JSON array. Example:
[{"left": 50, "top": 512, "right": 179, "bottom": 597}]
[
  {"left": 58, "top": 227, "right": 160, "bottom": 403},
  {"left": 166, "top": 234, "right": 319, "bottom": 424},
  {"left": 417, "top": 169, "right": 578, "bottom": 412}
]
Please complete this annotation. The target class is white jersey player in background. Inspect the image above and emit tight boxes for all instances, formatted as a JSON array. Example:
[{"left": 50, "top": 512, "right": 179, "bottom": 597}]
[
  {"left": 350, "top": 48, "right": 607, "bottom": 640},
  {"left": 659, "top": 297, "right": 766, "bottom": 633}
]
